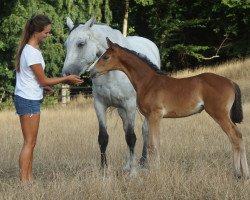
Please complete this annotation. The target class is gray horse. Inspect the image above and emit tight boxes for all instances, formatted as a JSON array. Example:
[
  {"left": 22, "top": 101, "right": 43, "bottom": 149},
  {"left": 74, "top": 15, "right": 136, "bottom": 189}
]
[{"left": 62, "top": 16, "right": 161, "bottom": 175}]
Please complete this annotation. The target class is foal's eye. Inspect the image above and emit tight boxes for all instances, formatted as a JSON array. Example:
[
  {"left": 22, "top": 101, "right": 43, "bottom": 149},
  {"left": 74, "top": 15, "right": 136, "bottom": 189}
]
[
  {"left": 102, "top": 55, "right": 109, "bottom": 61},
  {"left": 77, "top": 42, "right": 85, "bottom": 48}
]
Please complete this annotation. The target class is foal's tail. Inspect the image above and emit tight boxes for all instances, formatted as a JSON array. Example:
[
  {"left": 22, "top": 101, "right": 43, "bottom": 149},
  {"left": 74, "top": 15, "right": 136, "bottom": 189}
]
[{"left": 230, "top": 83, "right": 243, "bottom": 124}]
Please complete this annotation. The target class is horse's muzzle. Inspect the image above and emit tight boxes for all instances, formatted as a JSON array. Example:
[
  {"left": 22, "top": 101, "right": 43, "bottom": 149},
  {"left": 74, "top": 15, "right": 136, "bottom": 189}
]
[{"left": 89, "top": 69, "right": 97, "bottom": 79}]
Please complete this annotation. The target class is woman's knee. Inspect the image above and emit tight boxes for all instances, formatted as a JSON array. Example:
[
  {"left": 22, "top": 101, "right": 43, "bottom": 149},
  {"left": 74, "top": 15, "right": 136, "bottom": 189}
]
[{"left": 24, "top": 140, "right": 37, "bottom": 149}]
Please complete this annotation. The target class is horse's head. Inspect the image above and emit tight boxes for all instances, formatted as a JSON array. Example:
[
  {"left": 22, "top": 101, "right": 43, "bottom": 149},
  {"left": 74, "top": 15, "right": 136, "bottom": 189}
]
[
  {"left": 62, "top": 16, "right": 105, "bottom": 76},
  {"left": 89, "top": 38, "right": 121, "bottom": 78}
]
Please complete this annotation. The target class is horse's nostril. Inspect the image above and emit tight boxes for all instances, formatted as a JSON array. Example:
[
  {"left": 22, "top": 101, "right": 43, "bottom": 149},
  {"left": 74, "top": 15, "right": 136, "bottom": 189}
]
[{"left": 61, "top": 72, "right": 70, "bottom": 77}]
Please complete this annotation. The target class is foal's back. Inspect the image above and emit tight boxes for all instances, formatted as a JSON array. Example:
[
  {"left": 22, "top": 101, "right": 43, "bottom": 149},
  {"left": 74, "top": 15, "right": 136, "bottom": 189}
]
[
  {"left": 152, "top": 72, "right": 235, "bottom": 100},
  {"left": 139, "top": 72, "right": 236, "bottom": 118}
]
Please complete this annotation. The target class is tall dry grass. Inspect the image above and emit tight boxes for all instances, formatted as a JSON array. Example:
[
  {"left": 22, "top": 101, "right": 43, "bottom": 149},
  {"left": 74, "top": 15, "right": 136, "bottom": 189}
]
[
  {"left": 0, "top": 59, "right": 250, "bottom": 199},
  {"left": 172, "top": 57, "right": 250, "bottom": 103},
  {"left": 172, "top": 57, "right": 250, "bottom": 80}
]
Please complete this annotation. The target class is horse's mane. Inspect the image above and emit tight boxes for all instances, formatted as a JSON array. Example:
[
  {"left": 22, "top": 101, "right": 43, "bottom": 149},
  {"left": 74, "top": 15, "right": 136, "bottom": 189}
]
[
  {"left": 70, "top": 23, "right": 128, "bottom": 48},
  {"left": 70, "top": 23, "right": 84, "bottom": 33},
  {"left": 113, "top": 43, "right": 165, "bottom": 75},
  {"left": 70, "top": 22, "right": 107, "bottom": 33}
]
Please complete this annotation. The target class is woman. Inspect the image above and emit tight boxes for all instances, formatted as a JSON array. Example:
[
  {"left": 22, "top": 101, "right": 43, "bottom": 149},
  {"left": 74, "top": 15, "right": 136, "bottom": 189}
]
[{"left": 14, "top": 15, "right": 83, "bottom": 183}]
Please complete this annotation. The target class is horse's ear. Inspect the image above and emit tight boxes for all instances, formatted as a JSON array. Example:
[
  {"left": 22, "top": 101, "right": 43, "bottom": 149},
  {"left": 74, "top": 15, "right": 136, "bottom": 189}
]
[
  {"left": 66, "top": 17, "right": 74, "bottom": 30},
  {"left": 85, "top": 16, "right": 96, "bottom": 29},
  {"left": 106, "top": 38, "right": 114, "bottom": 48}
]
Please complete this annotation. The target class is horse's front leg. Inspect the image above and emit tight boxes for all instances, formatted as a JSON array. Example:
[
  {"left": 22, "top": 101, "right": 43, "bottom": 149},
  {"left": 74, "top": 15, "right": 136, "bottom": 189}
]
[
  {"left": 140, "top": 118, "right": 149, "bottom": 168},
  {"left": 147, "top": 113, "right": 161, "bottom": 168},
  {"left": 118, "top": 107, "right": 137, "bottom": 176},
  {"left": 94, "top": 99, "right": 109, "bottom": 169}
]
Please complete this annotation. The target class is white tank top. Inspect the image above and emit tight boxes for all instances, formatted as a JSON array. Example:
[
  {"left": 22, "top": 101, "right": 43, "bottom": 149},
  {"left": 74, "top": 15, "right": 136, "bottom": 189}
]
[{"left": 14, "top": 44, "right": 45, "bottom": 100}]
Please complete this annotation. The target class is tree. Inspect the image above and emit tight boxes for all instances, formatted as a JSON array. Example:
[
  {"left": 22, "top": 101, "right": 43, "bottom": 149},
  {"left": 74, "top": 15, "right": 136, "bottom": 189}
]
[
  {"left": 129, "top": 0, "right": 250, "bottom": 71},
  {"left": 0, "top": 0, "right": 249, "bottom": 103},
  {"left": 0, "top": 0, "right": 112, "bottom": 102},
  {"left": 122, "top": 0, "right": 129, "bottom": 36}
]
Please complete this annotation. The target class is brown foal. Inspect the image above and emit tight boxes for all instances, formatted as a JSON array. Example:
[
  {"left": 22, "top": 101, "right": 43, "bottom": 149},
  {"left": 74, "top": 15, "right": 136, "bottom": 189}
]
[{"left": 89, "top": 38, "right": 249, "bottom": 179}]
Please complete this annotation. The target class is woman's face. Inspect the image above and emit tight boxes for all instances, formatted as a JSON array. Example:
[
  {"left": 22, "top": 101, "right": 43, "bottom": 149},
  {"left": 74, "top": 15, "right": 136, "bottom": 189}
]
[{"left": 37, "top": 24, "right": 52, "bottom": 42}]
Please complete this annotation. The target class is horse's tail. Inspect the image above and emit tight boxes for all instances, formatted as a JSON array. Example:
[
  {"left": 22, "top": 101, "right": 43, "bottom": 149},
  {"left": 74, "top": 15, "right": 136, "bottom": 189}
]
[{"left": 230, "top": 83, "right": 243, "bottom": 124}]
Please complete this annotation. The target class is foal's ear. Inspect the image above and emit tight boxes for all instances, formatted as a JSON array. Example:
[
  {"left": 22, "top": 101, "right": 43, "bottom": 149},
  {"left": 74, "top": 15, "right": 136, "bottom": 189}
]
[{"left": 106, "top": 37, "right": 114, "bottom": 49}]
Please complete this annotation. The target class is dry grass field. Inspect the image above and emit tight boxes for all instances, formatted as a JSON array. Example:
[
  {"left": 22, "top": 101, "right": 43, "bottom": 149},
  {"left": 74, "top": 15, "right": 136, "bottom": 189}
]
[{"left": 0, "top": 58, "right": 250, "bottom": 199}]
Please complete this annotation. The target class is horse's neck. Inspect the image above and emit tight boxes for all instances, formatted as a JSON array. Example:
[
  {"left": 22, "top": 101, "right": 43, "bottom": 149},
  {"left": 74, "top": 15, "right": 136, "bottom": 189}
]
[
  {"left": 92, "top": 25, "right": 129, "bottom": 49},
  {"left": 119, "top": 51, "right": 156, "bottom": 92}
]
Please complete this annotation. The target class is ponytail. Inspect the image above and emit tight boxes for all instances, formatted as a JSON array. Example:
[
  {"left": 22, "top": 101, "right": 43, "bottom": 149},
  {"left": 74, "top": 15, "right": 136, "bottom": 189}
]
[
  {"left": 15, "top": 15, "right": 51, "bottom": 72},
  {"left": 15, "top": 20, "right": 32, "bottom": 72}
]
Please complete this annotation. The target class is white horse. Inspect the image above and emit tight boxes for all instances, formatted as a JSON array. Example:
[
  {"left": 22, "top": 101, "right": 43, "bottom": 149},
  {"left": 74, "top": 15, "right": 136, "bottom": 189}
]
[{"left": 62, "top": 16, "right": 161, "bottom": 174}]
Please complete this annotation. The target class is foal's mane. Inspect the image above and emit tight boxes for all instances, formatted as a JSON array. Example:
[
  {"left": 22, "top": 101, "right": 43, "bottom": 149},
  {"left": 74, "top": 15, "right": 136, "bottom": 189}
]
[{"left": 113, "top": 43, "right": 165, "bottom": 75}]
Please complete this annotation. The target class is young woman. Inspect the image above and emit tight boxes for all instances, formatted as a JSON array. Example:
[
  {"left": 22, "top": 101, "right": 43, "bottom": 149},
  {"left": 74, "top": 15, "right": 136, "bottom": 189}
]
[{"left": 14, "top": 15, "right": 83, "bottom": 183}]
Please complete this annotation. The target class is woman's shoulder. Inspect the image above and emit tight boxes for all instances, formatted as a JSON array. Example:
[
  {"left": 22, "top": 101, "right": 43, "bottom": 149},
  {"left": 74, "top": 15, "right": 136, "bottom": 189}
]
[{"left": 23, "top": 44, "right": 42, "bottom": 55}]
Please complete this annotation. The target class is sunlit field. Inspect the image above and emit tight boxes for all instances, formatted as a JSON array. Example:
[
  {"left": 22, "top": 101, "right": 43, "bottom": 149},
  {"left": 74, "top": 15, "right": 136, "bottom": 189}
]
[{"left": 0, "top": 58, "right": 250, "bottom": 199}]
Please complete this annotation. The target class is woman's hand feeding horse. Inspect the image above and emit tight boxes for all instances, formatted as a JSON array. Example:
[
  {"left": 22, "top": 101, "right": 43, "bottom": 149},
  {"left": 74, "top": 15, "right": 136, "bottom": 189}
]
[{"left": 88, "top": 38, "right": 249, "bottom": 180}]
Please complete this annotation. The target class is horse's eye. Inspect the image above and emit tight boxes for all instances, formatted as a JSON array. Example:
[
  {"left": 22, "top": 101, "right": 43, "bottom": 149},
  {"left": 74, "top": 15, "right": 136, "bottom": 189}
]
[
  {"left": 96, "top": 51, "right": 102, "bottom": 58},
  {"left": 77, "top": 42, "right": 85, "bottom": 48},
  {"left": 102, "top": 55, "right": 109, "bottom": 61}
]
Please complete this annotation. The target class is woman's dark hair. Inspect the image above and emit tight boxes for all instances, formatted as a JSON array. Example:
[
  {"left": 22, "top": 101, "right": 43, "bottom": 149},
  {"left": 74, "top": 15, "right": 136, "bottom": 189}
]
[{"left": 15, "top": 15, "right": 51, "bottom": 71}]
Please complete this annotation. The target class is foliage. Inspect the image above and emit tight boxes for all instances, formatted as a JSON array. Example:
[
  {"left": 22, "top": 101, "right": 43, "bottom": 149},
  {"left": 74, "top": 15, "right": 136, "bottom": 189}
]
[
  {"left": 134, "top": 0, "right": 154, "bottom": 6},
  {"left": 0, "top": 0, "right": 249, "bottom": 105},
  {"left": 0, "top": 97, "right": 14, "bottom": 111},
  {"left": 0, "top": 0, "right": 111, "bottom": 104},
  {"left": 129, "top": 0, "right": 250, "bottom": 70},
  {"left": 41, "top": 95, "right": 59, "bottom": 108}
]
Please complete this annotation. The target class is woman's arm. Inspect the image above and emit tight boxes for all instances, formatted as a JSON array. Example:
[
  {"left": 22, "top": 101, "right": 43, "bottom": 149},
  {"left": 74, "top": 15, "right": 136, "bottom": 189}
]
[{"left": 31, "top": 64, "right": 83, "bottom": 86}]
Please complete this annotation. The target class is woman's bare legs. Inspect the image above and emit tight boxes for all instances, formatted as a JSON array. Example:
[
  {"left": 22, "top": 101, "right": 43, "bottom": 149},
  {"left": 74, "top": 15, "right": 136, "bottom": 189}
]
[{"left": 19, "top": 114, "right": 40, "bottom": 183}]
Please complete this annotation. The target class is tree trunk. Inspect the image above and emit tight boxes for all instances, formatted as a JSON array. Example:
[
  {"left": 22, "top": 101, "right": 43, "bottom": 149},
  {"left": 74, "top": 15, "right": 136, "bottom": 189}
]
[{"left": 122, "top": 0, "right": 129, "bottom": 36}]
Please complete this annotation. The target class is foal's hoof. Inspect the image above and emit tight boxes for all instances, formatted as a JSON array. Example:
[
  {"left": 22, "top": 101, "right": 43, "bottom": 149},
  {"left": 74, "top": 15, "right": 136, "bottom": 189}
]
[
  {"left": 240, "top": 175, "right": 250, "bottom": 182},
  {"left": 234, "top": 172, "right": 242, "bottom": 180}
]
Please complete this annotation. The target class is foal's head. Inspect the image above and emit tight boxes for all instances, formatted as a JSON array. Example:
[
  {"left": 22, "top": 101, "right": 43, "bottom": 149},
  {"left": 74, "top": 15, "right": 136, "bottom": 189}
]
[{"left": 88, "top": 38, "right": 122, "bottom": 78}]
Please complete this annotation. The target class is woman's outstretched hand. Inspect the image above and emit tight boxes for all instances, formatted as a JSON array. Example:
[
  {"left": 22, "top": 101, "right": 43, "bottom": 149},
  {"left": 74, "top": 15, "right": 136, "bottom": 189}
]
[{"left": 66, "top": 75, "right": 84, "bottom": 85}]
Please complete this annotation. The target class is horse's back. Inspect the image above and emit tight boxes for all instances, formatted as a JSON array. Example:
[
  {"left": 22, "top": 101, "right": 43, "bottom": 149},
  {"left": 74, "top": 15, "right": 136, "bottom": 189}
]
[{"left": 126, "top": 36, "right": 161, "bottom": 68}]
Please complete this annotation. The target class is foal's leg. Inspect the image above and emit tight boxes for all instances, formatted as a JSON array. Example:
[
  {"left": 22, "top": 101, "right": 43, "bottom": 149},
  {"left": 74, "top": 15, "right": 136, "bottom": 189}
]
[
  {"left": 94, "top": 100, "right": 109, "bottom": 168},
  {"left": 118, "top": 107, "right": 137, "bottom": 175},
  {"left": 210, "top": 114, "right": 249, "bottom": 179},
  {"left": 147, "top": 113, "right": 161, "bottom": 167}
]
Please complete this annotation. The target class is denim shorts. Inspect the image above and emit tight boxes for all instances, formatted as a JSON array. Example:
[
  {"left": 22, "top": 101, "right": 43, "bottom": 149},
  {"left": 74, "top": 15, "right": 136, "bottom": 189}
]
[{"left": 14, "top": 95, "right": 41, "bottom": 116}]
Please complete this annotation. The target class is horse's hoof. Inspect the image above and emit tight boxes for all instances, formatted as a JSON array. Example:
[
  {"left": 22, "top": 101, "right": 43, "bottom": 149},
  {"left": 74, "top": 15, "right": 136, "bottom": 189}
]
[
  {"left": 140, "top": 167, "right": 149, "bottom": 175},
  {"left": 244, "top": 173, "right": 250, "bottom": 180},
  {"left": 129, "top": 169, "right": 137, "bottom": 177},
  {"left": 139, "top": 157, "right": 148, "bottom": 168},
  {"left": 99, "top": 166, "right": 109, "bottom": 178},
  {"left": 123, "top": 165, "right": 131, "bottom": 172}
]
